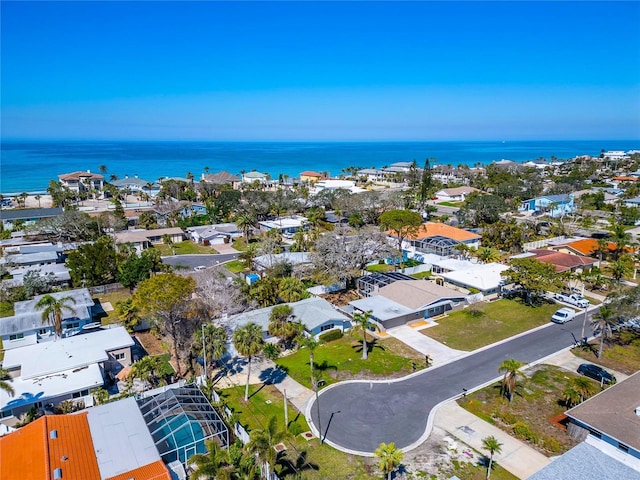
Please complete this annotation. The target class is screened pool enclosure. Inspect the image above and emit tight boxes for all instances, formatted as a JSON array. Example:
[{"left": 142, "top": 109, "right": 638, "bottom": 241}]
[{"left": 137, "top": 384, "right": 229, "bottom": 466}]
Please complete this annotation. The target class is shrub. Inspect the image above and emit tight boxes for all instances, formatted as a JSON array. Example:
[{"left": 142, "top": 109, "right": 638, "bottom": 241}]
[
  {"left": 496, "top": 410, "right": 518, "bottom": 426},
  {"left": 288, "top": 421, "right": 304, "bottom": 436},
  {"left": 319, "top": 329, "right": 343, "bottom": 342},
  {"left": 542, "top": 436, "right": 563, "bottom": 454},
  {"left": 512, "top": 421, "right": 537, "bottom": 443}
]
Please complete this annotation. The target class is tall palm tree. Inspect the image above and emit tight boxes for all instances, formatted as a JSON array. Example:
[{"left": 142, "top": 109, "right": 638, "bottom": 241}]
[
  {"left": 233, "top": 323, "right": 265, "bottom": 401},
  {"left": 235, "top": 213, "right": 257, "bottom": 241},
  {"left": 590, "top": 306, "right": 616, "bottom": 359},
  {"left": 609, "top": 222, "right": 631, "bottom": 260},
  {"left": 247, "top": 415, "right": 287, "bottom": 478},
  {"left": 498, "top": 359, "right": 523, "bottom": 402},
  {"left": 194, "top": 324, "right": 229, "bottom": 378},
  {"left": 482, "top": 435, "right": 503, "bottom": 480},
  {"left": 188, "top": 439, "right": 230, "bottom": 480},
  {"left": 298, "top": 335, "right": 320, "bottom": 386},
  {"left": 34, "top": 294, "right": 76, "bottom": 338},
  {"left": 374, "top": 442, "right": 404, "bottom": 480},
  {"left": 0, "top": 368, "right": 15, "bottom": 397},
  {"left": 352, "top": 310, "right": 373, "bottom": 360},
  {"left": 476, "top": 246, "right": 501, "bottom": 263}
]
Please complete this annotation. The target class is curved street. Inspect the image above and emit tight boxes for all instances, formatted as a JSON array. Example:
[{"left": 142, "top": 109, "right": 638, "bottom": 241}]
[{"left": 308, "top": 310, "right": 593, "bottom": 455}]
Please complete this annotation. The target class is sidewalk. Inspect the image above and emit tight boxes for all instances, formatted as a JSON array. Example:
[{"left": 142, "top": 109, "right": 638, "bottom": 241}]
[
  {"left": 386, "top": 324, "right": 467, "bottom": 366},
  {"left": 434, "top": 402, "right": 551, "bottom": 479}
]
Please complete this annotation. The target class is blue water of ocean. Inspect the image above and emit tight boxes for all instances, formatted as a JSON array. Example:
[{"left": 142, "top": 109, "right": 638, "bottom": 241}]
[{"left": 1, "top": 140, "right": 638, "bottom": 194}]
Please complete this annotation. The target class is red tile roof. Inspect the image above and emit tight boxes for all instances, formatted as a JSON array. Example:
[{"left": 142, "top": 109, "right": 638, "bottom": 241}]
[
  {"left": 0, "top": 413, "right": 101, "bottom": 480},
  {"left": 300, "top": 171, "right": 323, "bottom": 177},
  {"left": 527, "top": 249, "right": 598, "bottom": 272},
  {"left": 58, "top": 171, "right": 105, "bottom": 181}
]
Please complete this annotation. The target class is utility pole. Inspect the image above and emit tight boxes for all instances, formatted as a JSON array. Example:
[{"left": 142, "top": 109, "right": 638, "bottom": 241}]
[
  {"left": 202, "top": 323, "right": 207, "bottom": 380},
  {"left": 581, "top": 305, "right": 589, "bottom": 342}
]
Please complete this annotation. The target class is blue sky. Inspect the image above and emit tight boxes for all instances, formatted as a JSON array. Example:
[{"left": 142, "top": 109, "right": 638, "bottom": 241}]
[{"left": 2, "top": 1, "right": 639, "bottom": 141}]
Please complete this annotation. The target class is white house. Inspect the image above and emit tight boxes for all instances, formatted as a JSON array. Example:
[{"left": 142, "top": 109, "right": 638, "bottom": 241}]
[
  {"left": 258, "top": 215, "right": 309, "bottom": 236},
  {"left": 435, "top": 186, "right": 480, "bottom": 202},
  {"left": 0, "top": 326, "right": 134, "bottom": 424},
  {"left": 242, "top": 171, "right": 269, "bottom": 184},
  {"left": 187, "top": 223, "right": 242, "bottom": 245},
  {"left": 439, "top": 263, "right": 510, "bottom": 297}
]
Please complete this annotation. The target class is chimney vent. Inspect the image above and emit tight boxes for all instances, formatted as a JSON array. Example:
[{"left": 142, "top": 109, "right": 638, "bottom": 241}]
[{"left": 50, "top": 430, "right": 58, "bottom": 439}]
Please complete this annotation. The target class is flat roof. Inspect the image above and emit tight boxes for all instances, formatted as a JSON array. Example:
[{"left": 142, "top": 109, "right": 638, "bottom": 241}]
[
  {"left": 86, "top": 396, "right": 166, "bottom": 480},
  {"left": 439, "top": 263, "right": 510, "bottom": 291},
  {"left": 350, "top": 296, "right": 414, "bottom": 321},
  {"left": 566, "top": 371, "right": 640, "bottom": 452},
  {"left": 14, "top": 288, "right": 94, "bottom": 316},
  {"left": 0, "top": 363, "right": 104, "bottom": 413},
  {"left": 2, "top": 326, "right": 133, "bottom": 379},
  {"left": 258, "top": 215, "right": 308, "bottom": 229}
]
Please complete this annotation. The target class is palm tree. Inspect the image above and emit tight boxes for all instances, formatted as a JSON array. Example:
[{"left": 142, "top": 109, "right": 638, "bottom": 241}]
[
  {"left": 498, "top": 359, "right": 523, "bottom": 402},
  {"left": 188, "top": 439, "right": 230, "bottom": 480},
  {"left": 476, "top": 246, "right": 501, "bottom": 263},
  {"left": 233, "top": 323, "right": 265, "bottom": 401},
  {"left": 352, "top": 310, "right": 373, "bottom": 360},
  {"left": 562, "top": 386, "right": 582, "bottom": 408},
  {"left": 374, "top": 442, "right": 404, "bottom": 480},
  {"left": 610, "top": 254, "right": 634, "bottom": 283},
  {"left": 298, "top": 335, "right": 320, "bottom": 386},
  {"left": 590, "top": 306, "right": 616, "bottom": 358},
  {"left": 0, "top": 368, "right": 15, "bottom": 397},
  {"left": 235, "top": 213, "right": 257, "bottom": 240},
  {"left": 570, "top": 376, "right": 598, "bottom": 403},
  {"left": 34, "top": 294, "right": 76, "bottom": 338},
  {"left": 194, "top": 324, "right": 229, "bottom": 378},
  {"left": 609, "top": 222, "right": 631, "bottom": 260},
  {"left": 247, "top": 415, "right": 287, "bottom": 478},
  {"left": 482, "top": 435, "right": 503, "bottom": 480}
]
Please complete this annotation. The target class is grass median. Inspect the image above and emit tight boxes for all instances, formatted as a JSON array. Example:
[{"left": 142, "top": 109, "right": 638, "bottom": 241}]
[{"left": 422, "top": 299, "right": 560, "bottom": 351}]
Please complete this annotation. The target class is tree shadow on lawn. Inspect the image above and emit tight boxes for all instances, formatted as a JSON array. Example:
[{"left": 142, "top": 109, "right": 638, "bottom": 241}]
[
  {"left": 259, "top": 366, "right": 287, "bottom": 385},
  {"left": 491, "top": 383, "right": 524, "bottom": 402},
  {"left": 352, "top": 338, "right": 386, "bottom": 356},
  {"left": 277, "top": 449, "right": 319, "bottom": 477},
  {"left": 313, "top": 359, "right": 338, "bottom": 373}
]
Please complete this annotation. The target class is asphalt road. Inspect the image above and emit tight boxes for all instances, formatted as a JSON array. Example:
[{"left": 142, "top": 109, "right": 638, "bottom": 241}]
[
  {"left": 161, "top": 253, "right": 238, "bottom": 270},
  {"left": 309, "top": 309, "right": 594, "bottom": 454}
]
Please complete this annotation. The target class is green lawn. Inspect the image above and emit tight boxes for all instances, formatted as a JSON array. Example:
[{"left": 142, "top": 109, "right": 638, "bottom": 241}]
[
  {"left": 155, "top": 240, "right": 218, "bottom": 256},
  {"left": 459, "top": 364, "right": 588, "bottom": 455},
  {"left": 92, "top": 288, "right": 132, "bottom": 325},
  {"left": 411, "top": 271, "right": 431, "bottom": 279},
  {"left": 572, "top": 328, "right": 640, "bottom": 375},
  {"left": 224, "top": 259, "right": 247, "bottom": 273},
  {"left": 422, "top": 299, "right": 560, "bottom": 351},
  {"left": 220, "top": 384, "right": 371, "bottom": 479},
  {"left": 0, "top": 301, "right": 14, "bottom": 317},
  {"left": 444, "top": 460, "right": 518, "bottom": 480},
  {"left": 438, "top": 201, "right": 463, "bottom": 207},
  {"left": 365, "top": 263, "right": 394, "bottom": 273},
  {"left": 276, "top": 335, "right": 425, "bottom": 389}
]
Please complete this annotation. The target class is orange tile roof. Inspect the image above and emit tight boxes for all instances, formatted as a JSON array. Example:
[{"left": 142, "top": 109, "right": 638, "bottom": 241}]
[
  {"left": 58, "top": 171, "right": 105, "bottom": 181},
  {"left": 612, "top": 176, "right": 637, "bottom": 182},
  {"left": 0, "top": 413, "right": 101, "bottom": 480},
  {"left": 300, "top": 171, "right": 323, "bottom": 177},
  {"left": 106, "top": 460, "right": 172, "bottom": 480},
  {"left": 565, "top": 238, "right": 630, "bottom": 256},
  {"left": 388, "top": 222, "right": 481, "bottom": 242}
]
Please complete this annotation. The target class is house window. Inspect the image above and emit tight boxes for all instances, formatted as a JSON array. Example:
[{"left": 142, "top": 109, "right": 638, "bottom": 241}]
[
  {"left": 9, "top": 333, "right": 24, "bottom": 340},
  {"left": 320, "top": 324, "right": 335, "bottom": 332},
  {"left": 619, "top": 443, "right": 629, "bottom": 453},
  {"left": 114, "top": 352, "right": 126, "bottom": 361},
  {"left": 38, "top": 328, "right": 48, "bottom": 335},
  {"left": 0, "top": 410, "right": 12, "bottom": 419}
]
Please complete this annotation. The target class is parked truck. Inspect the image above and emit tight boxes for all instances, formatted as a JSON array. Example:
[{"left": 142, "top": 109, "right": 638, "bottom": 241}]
[{"left": 554, "top": 292, "right": 589, "bottom": 308}]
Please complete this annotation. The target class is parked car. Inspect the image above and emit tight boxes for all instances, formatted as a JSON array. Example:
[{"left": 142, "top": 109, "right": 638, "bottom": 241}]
[
  {"left": 577, "top": 363, "right": 616, "bottom": 384},
  {"left": 554, "top": 292, "right": 589, "bottom": 308},
  {"left": 194, "top": 265, "right": 207, "bottom": 271},
  {"left": 551, "top": 307, "right": 576, "bottom": 324}
]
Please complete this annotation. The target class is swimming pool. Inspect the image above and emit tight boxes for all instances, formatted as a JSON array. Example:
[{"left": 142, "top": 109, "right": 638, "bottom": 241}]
[{"left": 152, "top": 413, "right": 207, "bottom": 464}]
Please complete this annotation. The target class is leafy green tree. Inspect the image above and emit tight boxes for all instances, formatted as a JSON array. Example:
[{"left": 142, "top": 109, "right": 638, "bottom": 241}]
[
  {"left": 610, "top": 254, "right": 634, "bottom": 283},
  {"left": 248, "top": 276, "right": 280, "bottom": 307},
  {"left": 268, "top": 305, "right": 303, "bottom": 349},
  {"left": 352, "top": 310, "right": 373, "bottom": 360},
  {"left": 419, "top": 158, "right": 434, "bottom": 206},
  {"left": 374, "top": 442, "right": 404, "bottom": 480},
  {"left": 590, "top": 306, "right": 616, "bottom": 359},
  {"left": 608, "top": 222, "right": 631, "bottom": 259},
  {"left": 193, "top": 323, "right": 229, "bottom": 377},
  {"left": 247, "top": 416, "right": 287, "bottom": 478},
  {"left": 138, "top": 211, "right": 158, "bottom": 229},
  {"left": 35, "top": 294, "right": 76, "bottom": 337},
  {"left": 482, "top": 436, "right": 503, "bottom": 480},
  {"left": 188, "top": 439, "right": 231, "bottom": 480},
  {"left": 23, "top": 270, "right": 55, "bottom": 297},
  {"left": 278, "top": 277, "right": 310, "bottom": 303},
  {"left": 378, "top": 209, "right": 422, "bottom": 268},
  {"left": 503, "top": 258, "right": 561, "bottom": 305},
  {"left": 498, "top": 359, "right": 523, "bottom": 402},
  {"left": 116, "top": 248, "right": 163, "bottom": 292},
  {"left": 133, "top": 273, "right": 196, "bottom": 376},
  {"left": 67, "top": 235, "right": 118, "bottom": 287},
  {"left": 130, "top": 355, "right": 172, "bottom": 389},
  {"left": 458, "top": 192, "right": 508, "bottom": 226},
  {"left": 115, "top": 297, "right": 140, "bottom": 332},
  {"left": 233, "top": 322, "right": 265, "bottom": 401},
  {"left": 0, "top": 368, "right": 15, "bottom": 397}
]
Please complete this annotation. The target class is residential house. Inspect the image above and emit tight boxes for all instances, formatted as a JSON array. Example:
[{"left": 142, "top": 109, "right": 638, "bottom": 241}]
[
  {"left": 0, "top": 207, "right": 63, "bottom": 230},
  {"left": 603, "top": 150, "right": 630, "bottom": 161},
  {"left": 2, "top": 264, "right": 71, "bottom": 290},
  {"left": 312, "top": 179, "right": 366, "bottom": 194},
  {"left": 253, "top": 252, "right": 312, "bottom": 272},
  {"left": 350, "top": 280, "right": 467, "bottom": 330},
  {"left": 572, "top": 189, "right": 619, "bottom": 206},
  {"left": 357, "top": 272, "right": 415, "bottom": 297},
  {"left": 114, "top": 227, "right": 185, "bottom": 254},
  {"left": 202, "top": 171, "right": 242, "bottom": 189},
  {"left": 58, "top": 171, "right": 105, "bottom": 193},
  {"left": 519, "top": 194, "right": 576, "bottom": 217},
  {"left": 110, "top": 176, "right": 158, "bottom": 195},
  {"left": 258, "top": 215, "right": 309, "bottom": 237},
  {"left": 0, "top": 242, "right": 66, "bottom": 269},
  {"left": 435, "top": 186, "right": 480, "bottom": 202},
  {"left": 392, "top": 222, "right": 482, "bottom": 257},
  {"left": 564, "top": 371, "right": 640, "bottom": 470},
  {"left": 229, "top": 297, "right": 351, "bottom": 342},
  {"left": 551, "top": 238, "right": 629, "bottom": 260},
  {"left": 0, "top": 398, "right": 173, "bottom": 480},
  {"left": 356, "top": 169, "right": 387, "bottom": 182},
  {"left": 300, "top": 171, "right": 325, "bottom": 183},
  {"left": 242, "top": 171, "right": 269, "bottom": 184},
  {"left": 625, "top": 197, "right": 640, "bottom": 208},
  {"left": 439, "top": 263, "right": 510, "bottom": 297},
  {"left": 187, "top": 223, "right": 242, "bottom": 245},
  {"left": 0, "top": 326, "right": 134, "bottom": 423},
  {"left": 512, "top": 249, "right": 598, "bottom": 273},
  {"left": 0, "top": 288, "right": 96, "bottom": 350}
]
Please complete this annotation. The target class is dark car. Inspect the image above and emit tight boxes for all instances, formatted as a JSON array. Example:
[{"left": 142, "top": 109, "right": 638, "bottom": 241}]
[{"left": 577, "top": 363, "right": 616, "bottom": 384}]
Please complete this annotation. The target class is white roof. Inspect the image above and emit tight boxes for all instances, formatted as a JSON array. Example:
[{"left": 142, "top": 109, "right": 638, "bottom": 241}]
[
  {"left": 259, "top": 215, "right": 308, "bottom": 230},
  {"left": 86, "top": 396, "right": 163, "bottom": 479},
  {"left": 350, "top": 296, "right": 414, "bottom": 321},
  {"left": 439, "top": 263, "right": 510, "bottom": 291},
  {"left": 253, "top": 252, "right": 311, "bottom": 268},
  {"left": 2, "top": 326, "right": 133, "bottom": 379},
  {"left": 13, "top": 288, "right": 94, "bottom": 316},
  {"left": 432, "top": 258, "right": 476, "bottom": 271},
  {"left": 0, "top": 363, "right": 103, "bottom": 413}
]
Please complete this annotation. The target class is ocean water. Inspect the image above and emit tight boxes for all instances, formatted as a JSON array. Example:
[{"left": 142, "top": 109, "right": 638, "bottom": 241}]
[{"left": 1, "top": 140, "right": 638, "bottom": 194}]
